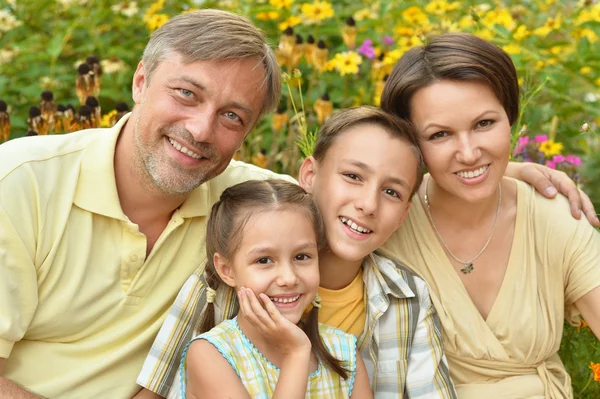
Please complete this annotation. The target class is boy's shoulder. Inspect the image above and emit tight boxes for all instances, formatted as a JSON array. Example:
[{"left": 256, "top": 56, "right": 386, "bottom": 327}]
[{"left": 370, "top": 250, "right": 429, "bottom": 296}]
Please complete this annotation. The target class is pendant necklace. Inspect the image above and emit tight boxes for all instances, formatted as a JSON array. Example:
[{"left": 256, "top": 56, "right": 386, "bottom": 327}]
[{"left": 423, "top": 176, "right": 501, "bottom": 274}]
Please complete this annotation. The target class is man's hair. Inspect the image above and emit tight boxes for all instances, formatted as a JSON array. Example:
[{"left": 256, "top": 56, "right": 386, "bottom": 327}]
[
  {"left": 142, "top": 9, "right": 281, "bottom": 117},
  {"left": 312, "top": 106, "right": 424, "bottom": 199},
  {"left": 381, "top": 32, "right": 519, "bottom": 126}
]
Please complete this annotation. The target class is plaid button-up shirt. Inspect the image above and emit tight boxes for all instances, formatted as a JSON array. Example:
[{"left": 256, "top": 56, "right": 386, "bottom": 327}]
[{"left": 137, "top": 251, "right": 457, "bottom": 398}]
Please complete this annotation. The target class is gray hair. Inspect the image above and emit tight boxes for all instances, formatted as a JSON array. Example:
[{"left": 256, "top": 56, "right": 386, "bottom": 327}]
[{"left": 142, "top": 9, "right": 281, "bottom": 117}]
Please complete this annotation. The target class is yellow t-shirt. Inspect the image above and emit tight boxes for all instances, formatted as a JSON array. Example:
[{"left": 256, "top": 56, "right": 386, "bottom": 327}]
[
  {"left": 0, "top": 114, "right": 293, "bottom": 399},
  {"left": 318, "top": 269, "right": 366, "bottom": 337}
]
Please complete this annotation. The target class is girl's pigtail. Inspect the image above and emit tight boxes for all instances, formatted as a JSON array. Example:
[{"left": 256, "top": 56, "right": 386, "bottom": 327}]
[{"left": 304, "top": 306, "right": 349, "bottom": 379}]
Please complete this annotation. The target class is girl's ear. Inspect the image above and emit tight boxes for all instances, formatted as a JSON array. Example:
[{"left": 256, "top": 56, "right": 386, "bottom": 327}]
[
  {"left": 298, "top": 156, "right": 318, "bottom": 194},
  {"left": 213, "top": 253, "right": 236, "bottom": 288}
]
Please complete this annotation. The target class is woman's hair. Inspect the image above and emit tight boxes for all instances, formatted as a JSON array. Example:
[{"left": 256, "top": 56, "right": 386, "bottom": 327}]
[
  {"left": 142, "top": 9, "right": 281, "bottom": 118},
  {"left": 381, "top": 33, "right": 519, "bottom": 126},
  {"left": 312, "top": 105, "right": 424, "bottom": 198},
  {"left": 198, "top": 179, "right": 349, "bottom": 379}
]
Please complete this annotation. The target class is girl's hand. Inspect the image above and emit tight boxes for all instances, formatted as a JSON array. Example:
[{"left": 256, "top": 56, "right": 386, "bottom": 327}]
[{"left": 238, "top": 287, "right": 311, "bottom": 358}]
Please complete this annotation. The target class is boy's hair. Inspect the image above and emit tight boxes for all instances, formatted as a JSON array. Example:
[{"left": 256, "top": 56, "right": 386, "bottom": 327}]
[
  {"left": 313, "top": 105, "right": 424, "bottom": 199},
  {"left": 142, "top": 9, "right": 281, "bottom": 118},
  {"left": 199, "top": 179, "right": 349, "bottom": 379},
  {"left": 381, "top": 32, "right": 519, "bottom": 126}
]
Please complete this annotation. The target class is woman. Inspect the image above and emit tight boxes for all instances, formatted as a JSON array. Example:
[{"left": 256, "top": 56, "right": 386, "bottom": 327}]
[{"left": 380, "top": 33, "right": 600, "bottom": 398}]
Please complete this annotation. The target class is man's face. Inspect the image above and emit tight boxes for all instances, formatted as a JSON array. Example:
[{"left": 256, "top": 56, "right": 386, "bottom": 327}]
[{"left": 130, "top": 54, "right": 267, "bottom": 195}]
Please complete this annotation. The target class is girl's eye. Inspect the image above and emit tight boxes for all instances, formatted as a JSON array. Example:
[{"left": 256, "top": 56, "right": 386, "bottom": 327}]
[
  {"left": 476, "top": 119, "right": 494, "bottom": 128},
  {"left": 343, "top": 173, "right": 360, "bottom": 181},
  {"left": 384, "top": 188, "right": 400, "bottom": 199},
  {"left": 256, "top": 257, "right": 272, "bottom": 264},
  {"left": 429, "top": 131, "right": 448, "bottom": 140},
  {"left": 295, "top": 253, "right": 311, "bottom": 261}
]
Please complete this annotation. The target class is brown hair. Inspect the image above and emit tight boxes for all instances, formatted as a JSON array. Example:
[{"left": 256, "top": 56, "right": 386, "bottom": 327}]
[
  {"left": 199, "top": 179, "right": 349, "bottom": 379},
  {"left": 142, "top": 9, "right": 281, "bottom": 118},
  {"left": 312, "top": 105, "right": 424, "bottom": 198},
  {"left": 381, "top": 33, "right": 519, "bottom": 126}
]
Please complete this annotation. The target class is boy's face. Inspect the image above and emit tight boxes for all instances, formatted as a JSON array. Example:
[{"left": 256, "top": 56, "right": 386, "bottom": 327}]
[{"left": 300, "top": 123, "right": 418, "bottom": 263}]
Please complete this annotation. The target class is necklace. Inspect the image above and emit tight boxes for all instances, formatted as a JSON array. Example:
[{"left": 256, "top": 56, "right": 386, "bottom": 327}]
[{"left": 423, "top": 176, "right": 501, "bottom": 274}]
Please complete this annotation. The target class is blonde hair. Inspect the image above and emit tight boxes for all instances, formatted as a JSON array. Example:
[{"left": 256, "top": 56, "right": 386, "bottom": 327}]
[{"left": 142, "top": 9, "right": 281, "bottom": 117}]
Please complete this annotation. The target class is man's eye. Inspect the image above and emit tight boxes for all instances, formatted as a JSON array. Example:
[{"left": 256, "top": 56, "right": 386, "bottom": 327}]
[
  {"left": 180, "top": 89, "right": 193, "bottom": 97},
  {"left": 225, "top": 112, "right": 240, "bottom": 121}
]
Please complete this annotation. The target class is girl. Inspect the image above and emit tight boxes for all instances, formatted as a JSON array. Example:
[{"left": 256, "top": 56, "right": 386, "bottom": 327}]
[{"left": 179, "top": 179, "right": 372, "bottom": 398}]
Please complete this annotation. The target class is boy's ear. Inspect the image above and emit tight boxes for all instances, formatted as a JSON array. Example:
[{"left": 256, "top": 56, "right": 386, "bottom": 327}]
[
  {"left": 213, "top": 253, "right": 236, "bottom": 288},
  {"left": 298, "top": 156, "right": 318, "bottom": 194}
]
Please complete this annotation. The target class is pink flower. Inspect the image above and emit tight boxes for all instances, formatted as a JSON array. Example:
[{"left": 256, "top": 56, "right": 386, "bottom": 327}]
[
  {"left": 533, "top": 134, "right": 548, "bottom": 143},
  {"left": 358, "top": 39, "right": 376, "bottom": 59},
  {"left": 513, "top": 136, "right": 530, "bottom": 155},
  {"left": 545, "top": 160, "right": 556, "bottom": 169},
  {"left": 552, "top": 155, "right": 565, "bottom": 163},
  {"left": 382, "top": 35, "right": 394, "bottom": 45},
  {"left": 565, "top": 155, "right": 582, "bottom": 166}
]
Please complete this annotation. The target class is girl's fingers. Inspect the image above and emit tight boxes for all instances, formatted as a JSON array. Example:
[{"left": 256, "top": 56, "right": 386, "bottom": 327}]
[
  {"left": 259, "top": 293, "right": 282, "bottom": 321},
  {"left": 246, "top": 288, "right": 276, "bottom": 329}
]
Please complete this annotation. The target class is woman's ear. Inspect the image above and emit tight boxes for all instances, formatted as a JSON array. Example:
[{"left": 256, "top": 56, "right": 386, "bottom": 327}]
[
  {"left": 298, "top": 156, "right": 318, "bottom": 194},
  {"left": 213, "top": 253, "right": 236, "bottom": 288}
]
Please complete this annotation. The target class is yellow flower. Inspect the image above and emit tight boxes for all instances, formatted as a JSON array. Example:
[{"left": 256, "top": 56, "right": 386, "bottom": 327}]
[
  {"left": 425, "top": 0, "right": 460, "bottom": 15},
  {"left": 354, "top": 8, "right": 376, "bottom": 21},
  {"left": 539, "top": 140, "right": 563, "bottom": 157},
  {"left": 573, "top": 28, "right": 598, "bottom": 44},
  {"left": 502, "top": 43, "right": 521, "bottom": 55},
  {"left": 474, "top": 29, "right": 494, "bottom": 41},
  {"left": 342, "top": 17, "right": 357, "bottom": 48},
  {"left": 458, "top": 15, "right": 474, "bottom": 29},
  {"left": 269, "top": 0, "right": 293, "bottom": 10},
  {"left": 301, "top": 1, "right": 335, "bottom": 24},
  {"left": 256, "top": 11, "right": 280, "bottom": 21},
  {"left": 101, "top": 110, "right": 117, "bottom": 128},
  {"left": 314, "top": 94, "right": 333, "bottom": 125},
  {"left": 330, "top": 51, "right": 362, "bottom": 76},
  {"left": 533, "top": 14, "right": 561, "bottom": 38},
  {"left": 383, "top": 48, "right": 404, "bottom": 66},
  {"left": 576, "top": 6, "right": 600, "bottom": 25},
  {"left": 394, "top": 26, "right": 415, "bottom": 37},
  {"left": 398, "top": 35, "right": 423, "bottom": 52},
  {"left": 482, "top": 9, "right": 515, "bottom": 30},
  {"left": 146, "top": 13, "right": 169, "bottom": 32},
  {"left": 595, "top": 77, "right": 600, "bottom": 86},
  {"left": 590, "top": 362, "right": 600, "bottom": 382},
  {"left": 272, "top": 110, "right": 288, "bottom": 131},
  {"left": 577, "top": 318, "right": 588, "bottom": 333},
  {"left": 513, "top": 25, "right": 530, "bottom": 41},
  {"left": 279, "top": 16, "right": 302, "bottom": 31},
  {"left": 402, "top": 6, "right": 429, "bottom": 25},
  {"left": 143, "top": 0, "right": 165, "bottom": 22},
  {"left": 580, "top": 66, "right": 592, "bottom": 75},
  {"left": 251, "top": 152, "right": 268, "bottom": 169}
]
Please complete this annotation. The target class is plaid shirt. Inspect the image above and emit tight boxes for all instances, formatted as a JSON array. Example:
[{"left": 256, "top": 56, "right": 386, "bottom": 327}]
[{"left": 137, "top": 252, "right": 457, "bottom": 398}]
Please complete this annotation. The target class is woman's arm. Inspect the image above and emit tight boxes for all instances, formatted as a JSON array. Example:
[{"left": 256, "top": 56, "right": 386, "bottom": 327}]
[
  {"left": 505, "top": 162, "right": 599, "bottom": 227},
  {"left": 185, "top": 339, "right": 250, "bottom": 399},
  {"left": 350, "top": 352, "right": 373, "bottom": 398},
  {"left": 575, "top": 286, "right": 600, "bottom": 340}
]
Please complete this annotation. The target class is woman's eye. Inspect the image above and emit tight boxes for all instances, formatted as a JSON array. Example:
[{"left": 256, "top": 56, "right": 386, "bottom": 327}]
[
  {"left": 430, "top": 131, "right": 448, "bottom": 140},
  {"left": 477, "top": 119, "right": 494, "bottom": 128}
]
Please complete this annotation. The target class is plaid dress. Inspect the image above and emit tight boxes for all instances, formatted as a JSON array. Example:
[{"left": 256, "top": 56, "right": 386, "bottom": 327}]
[{"left": 180, "top": 317, "right": 357, "bottom": 398}]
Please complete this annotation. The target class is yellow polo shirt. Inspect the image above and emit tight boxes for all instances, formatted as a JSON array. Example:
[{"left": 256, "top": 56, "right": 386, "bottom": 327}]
[{"left": 0, "top": 114, "right": 293, "bottom": 398}]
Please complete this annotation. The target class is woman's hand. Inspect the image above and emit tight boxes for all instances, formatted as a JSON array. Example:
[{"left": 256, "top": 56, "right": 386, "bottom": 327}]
[
  {"left": 238, "top": 287, "right": 311, "bottom": 357},
  {"left": 506, "top": 162, "right": 599, "bottom": 227}
]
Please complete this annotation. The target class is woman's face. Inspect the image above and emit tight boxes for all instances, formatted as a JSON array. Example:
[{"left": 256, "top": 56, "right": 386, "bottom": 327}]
[{"left": 410, "top": 79, "right": 511, "bottom": 203}]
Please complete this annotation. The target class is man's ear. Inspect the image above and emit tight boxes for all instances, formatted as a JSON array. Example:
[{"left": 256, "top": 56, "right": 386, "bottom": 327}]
[
  {"left": 213, "top": 253, "right": 236, "bottom": 288},
  {"left": 132, "top": 61, "right": 147, "bottom": 105},
  {"left": 298, "top": 156, "right": 318, "bottom": 194}
]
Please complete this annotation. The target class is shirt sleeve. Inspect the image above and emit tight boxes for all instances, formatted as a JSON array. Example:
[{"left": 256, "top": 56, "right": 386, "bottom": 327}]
[
  {"left": 0, "top": 175, "right": 39, "bottom": 358},
  {"left": 405, "top": 281, "right": 457, "bottom": 399},
  {"left": 136, "top": 269, "right": 206, "bottom": 397}
]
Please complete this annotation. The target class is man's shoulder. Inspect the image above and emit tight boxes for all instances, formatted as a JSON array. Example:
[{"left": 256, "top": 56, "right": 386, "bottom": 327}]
[
  {"left": 213, "top": 160, "right": 297, "bottom": 186},
  {"left": 0, "top": 128, "right": 104, "bottom": 181}
]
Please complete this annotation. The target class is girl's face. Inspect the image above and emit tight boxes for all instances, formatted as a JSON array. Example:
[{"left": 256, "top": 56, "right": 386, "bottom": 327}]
[
  {"left": 215, "top": 208, "right": 320, "bottom": 324},
  {"left": 410, "top": 79, "right": 511, "bottom": 203}
]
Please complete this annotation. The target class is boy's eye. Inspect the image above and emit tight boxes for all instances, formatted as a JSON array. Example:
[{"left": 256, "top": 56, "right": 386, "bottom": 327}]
[{"left": 384, "top": 188, "right": 400, "bottom": 199}]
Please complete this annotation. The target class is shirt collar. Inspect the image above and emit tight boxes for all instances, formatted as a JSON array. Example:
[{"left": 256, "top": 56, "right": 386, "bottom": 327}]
[
  {"left": 363, "top": 251, "right": 416, "bottom": 302},
  {"left": 74, "top": 113, "right": 210, "bottom": 220}
]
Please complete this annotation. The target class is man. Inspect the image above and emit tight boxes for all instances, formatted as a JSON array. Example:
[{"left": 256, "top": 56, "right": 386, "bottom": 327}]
[
  {"left": 0, "top": 8, "right": 595, "bottom": 399},
  {"left": 0, "top": 10, "right": 289, "bottom": 398}
]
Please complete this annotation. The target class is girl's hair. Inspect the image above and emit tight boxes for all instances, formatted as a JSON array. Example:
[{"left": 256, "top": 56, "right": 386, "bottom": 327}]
[
  {"left": 198, "top": 179, "right": 349, "bottom": 379},
  {"left": 381, "top": 32, "right": 519, "bottom": 126}
]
